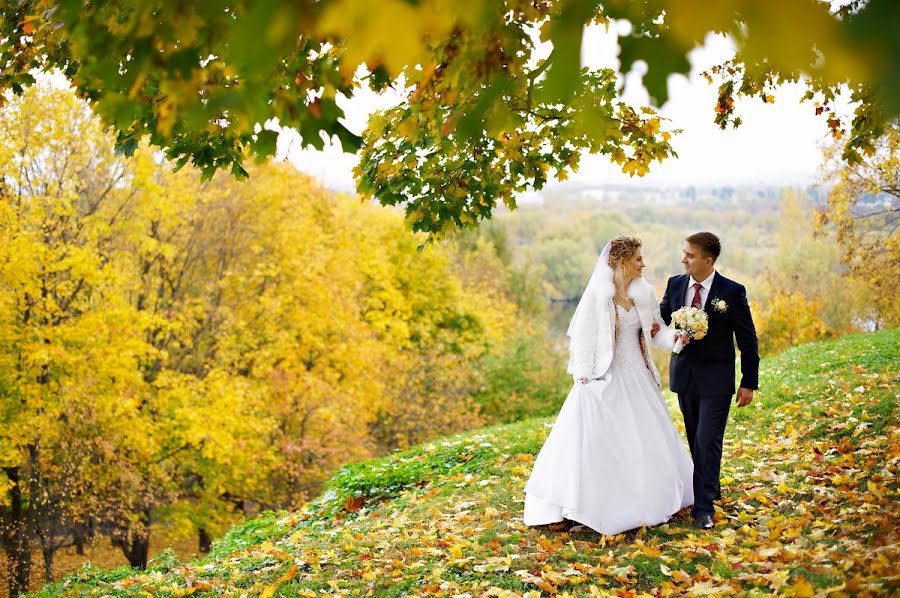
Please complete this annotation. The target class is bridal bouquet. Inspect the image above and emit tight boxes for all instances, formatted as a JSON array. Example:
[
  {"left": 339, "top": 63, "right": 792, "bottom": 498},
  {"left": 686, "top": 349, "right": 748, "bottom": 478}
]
[{"left": 671, "top": 306, "right": 709, "bottom": 354}]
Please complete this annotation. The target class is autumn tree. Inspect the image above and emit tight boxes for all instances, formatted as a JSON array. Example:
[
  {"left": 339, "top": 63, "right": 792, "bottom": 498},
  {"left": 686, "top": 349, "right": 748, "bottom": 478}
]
[
  {"left": 0, "top": 84, "right": 150, "bottom": 595},
  {"left": 750, "top": 191, "right": 871, "bottom": 355},
  {"left": 99, "top": 149, "right": 281, "bottom": 566},
  {"left": 1, "top": 1, "right": 898, "bottom": 238},
  {"left": 817, "top": 122, "right": 899, "bottom": 328},
  {"left": 346, "top": 207, "right": 491, "bottom": 451},
  {"left": 755, "top": 291, "right": 830, "bottom": 356},
  {"left": 205, "top": 167, "right": 389, "bottom": 509},
  {"left": 765, "top": 193, "right": 865, "bottom": 310},
  {"left": 1, "top": 84, "right": 567, "bottom": 592}
]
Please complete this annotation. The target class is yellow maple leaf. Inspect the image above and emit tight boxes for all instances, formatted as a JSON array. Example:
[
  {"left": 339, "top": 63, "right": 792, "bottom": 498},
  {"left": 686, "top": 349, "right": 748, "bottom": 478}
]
[
  {"left": 867, "top": 480, "right": 884, "bottom": 498},
  {"left": 788, "top": 577, "right": 815, "bottom": 597},
  {"left": 449, "top": 543, "right": 466, "bottom": 559},
  {"left": 510, "top": 464, "right": 530, "bottom": 476}
]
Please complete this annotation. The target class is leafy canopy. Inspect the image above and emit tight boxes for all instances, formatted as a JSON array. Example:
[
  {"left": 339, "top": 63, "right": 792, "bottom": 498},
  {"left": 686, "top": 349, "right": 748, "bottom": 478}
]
[{"left": 2, "top": 0, "right": 898, "bottom": 237}]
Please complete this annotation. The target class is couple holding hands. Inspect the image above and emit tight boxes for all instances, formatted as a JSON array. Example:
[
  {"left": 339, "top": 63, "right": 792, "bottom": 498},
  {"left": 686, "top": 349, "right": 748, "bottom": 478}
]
[{"left": 524, "top": 232, "right": 759, "bottom": 532}]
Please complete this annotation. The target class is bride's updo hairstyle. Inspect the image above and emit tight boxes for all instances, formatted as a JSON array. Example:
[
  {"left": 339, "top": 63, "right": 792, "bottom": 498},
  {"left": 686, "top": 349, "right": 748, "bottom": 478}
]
[{"left": 607, "top": 236, "right": 642, "bottom": 267}]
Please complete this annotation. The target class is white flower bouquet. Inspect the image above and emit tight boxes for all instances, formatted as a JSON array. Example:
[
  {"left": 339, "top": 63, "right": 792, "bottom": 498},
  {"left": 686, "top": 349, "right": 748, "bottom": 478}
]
[{"left": 671, "top": 306, "right": 709, "bottom": 355}]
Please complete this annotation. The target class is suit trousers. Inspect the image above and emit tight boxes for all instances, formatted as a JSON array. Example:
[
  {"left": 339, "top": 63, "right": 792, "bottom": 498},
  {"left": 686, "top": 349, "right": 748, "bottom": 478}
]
[{"left": 677, "top": 371, "right": 732, "bottom": 515}]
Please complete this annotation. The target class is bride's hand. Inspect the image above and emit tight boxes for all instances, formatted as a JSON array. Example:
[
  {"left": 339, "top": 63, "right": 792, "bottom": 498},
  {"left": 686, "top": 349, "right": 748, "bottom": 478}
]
[
  {"left": 651, "top": 323, "right": 660, "bottom": 338},
  {"left": 679, "top": 332, "right": 691, "bottom": 345},
  {"left": 579, "top": 377, "right": 589, "bottom": 385}
]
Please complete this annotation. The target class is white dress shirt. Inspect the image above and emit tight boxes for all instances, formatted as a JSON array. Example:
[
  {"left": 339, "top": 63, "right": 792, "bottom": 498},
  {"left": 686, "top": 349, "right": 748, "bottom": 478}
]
[{"left": 685, "top": 270, "right": 716, "bottom": 308}]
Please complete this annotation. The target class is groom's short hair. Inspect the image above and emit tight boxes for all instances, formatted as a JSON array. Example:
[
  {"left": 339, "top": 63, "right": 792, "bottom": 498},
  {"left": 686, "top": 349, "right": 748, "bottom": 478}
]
[{"left": 686, "top": 232, "right": 721, "bottom": 262}]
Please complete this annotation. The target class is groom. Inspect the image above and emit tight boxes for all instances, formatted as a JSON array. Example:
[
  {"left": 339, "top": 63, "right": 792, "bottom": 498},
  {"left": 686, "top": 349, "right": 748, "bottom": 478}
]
[{"left": 660, "top": 232, "right": 759, "bottom": 530}]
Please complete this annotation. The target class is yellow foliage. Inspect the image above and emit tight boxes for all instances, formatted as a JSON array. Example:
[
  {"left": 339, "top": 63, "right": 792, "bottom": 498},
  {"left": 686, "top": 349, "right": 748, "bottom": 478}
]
[
  {"left": 818, "top": 125, "right": 900, "bottom": 328},
  {"left": 0, "top": 84, "right": 561, "bottom": 564},
  {"left": 317, "top": 0, "right": 485, "bottom": 77},
  {"left": 755, "top": 291, "right": 829, "bottom": 356}
]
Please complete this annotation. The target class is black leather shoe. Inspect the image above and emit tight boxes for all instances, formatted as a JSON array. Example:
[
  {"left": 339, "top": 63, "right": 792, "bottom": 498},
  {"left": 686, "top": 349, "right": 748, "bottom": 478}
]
[{"left": 693, "top": 513, "right": 714, "bottom": 530}]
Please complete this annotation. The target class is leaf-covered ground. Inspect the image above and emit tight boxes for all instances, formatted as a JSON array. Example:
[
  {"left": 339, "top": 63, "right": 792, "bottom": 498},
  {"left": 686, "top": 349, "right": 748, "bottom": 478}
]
[{"left": 37, "top": 329, "right": 899, "bottom": 597}]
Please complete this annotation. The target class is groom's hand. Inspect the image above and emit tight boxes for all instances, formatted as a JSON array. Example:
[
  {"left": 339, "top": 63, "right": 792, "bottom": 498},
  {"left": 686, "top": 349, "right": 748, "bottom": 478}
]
[{"left": 736, "top": 387, "right": 754, "bottom": 407}]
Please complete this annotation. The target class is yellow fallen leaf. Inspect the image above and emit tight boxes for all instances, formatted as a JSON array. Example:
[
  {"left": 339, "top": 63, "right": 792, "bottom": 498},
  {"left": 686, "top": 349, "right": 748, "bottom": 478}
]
[
  {"left": 867, "top": 480, "right": 884, "bottom": 499},
  {"left": 449, "top": 543, "right": 466, "bottom": 559},
  {"left": 688, "top": 580, "right": 732, "bottom": 595},
  {"left": 788, "top": 577, "right": 815, "bottom": 597}
]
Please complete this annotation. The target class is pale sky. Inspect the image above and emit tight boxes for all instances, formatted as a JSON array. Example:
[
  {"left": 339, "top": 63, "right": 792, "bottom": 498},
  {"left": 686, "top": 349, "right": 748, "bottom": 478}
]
[{"left": 280, "top": 26, "right": 849, "bottom": 192}]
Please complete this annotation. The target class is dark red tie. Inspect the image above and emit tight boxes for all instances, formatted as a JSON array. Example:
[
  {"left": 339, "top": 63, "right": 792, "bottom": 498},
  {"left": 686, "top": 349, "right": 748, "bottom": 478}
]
[{"left": 691, "top": 282, "right": 702, "bottom": 308}]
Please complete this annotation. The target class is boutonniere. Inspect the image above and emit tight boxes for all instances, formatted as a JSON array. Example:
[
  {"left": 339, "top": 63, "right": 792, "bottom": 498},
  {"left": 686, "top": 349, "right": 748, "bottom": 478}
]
[{"left": 710, "top": 297, "right": 728, "bottom": 313}]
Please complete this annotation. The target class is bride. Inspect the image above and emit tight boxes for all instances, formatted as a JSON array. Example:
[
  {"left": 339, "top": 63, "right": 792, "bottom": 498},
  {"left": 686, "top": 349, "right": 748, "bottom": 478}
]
[{"left": 524, "top": 236, "right": 694, "bottom": 535}]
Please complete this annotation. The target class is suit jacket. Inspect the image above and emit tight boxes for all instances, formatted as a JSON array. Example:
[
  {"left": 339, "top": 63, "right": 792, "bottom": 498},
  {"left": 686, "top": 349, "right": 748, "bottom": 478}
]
[{"left": 660, "top": 272, "right": 759, "bottom": 395}]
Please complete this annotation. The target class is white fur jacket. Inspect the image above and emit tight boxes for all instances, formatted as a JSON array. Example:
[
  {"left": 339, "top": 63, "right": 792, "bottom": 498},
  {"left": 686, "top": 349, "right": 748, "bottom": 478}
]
[{"left": 566, "top": 278, "right": 676, "bottom": 388}]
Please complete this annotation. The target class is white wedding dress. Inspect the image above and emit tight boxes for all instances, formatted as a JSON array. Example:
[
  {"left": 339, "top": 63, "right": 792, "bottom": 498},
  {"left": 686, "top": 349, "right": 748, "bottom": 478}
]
[{"left": 524, "top": 304, "right": 694, "bottom": 535}]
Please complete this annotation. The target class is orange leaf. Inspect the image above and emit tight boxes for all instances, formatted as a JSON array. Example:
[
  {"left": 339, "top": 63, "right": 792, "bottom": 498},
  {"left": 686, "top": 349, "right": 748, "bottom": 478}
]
[{"left": 278, "top": 564, "right": 298, "bottom": 583}]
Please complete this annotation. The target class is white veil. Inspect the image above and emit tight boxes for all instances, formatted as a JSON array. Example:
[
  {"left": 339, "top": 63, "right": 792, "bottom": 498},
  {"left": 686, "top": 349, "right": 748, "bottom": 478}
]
[
  {"left": 565, "top": 240, "right": 677, "bottom": 383},
  {"left": 566, "top": 242, "right": 615, "bottom": 379}
]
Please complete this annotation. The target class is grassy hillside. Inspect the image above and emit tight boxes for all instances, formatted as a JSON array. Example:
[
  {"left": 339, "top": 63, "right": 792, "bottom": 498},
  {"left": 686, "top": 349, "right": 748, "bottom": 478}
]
[{"left": 37, "top": 329, "right": 898, "bottom": 596}]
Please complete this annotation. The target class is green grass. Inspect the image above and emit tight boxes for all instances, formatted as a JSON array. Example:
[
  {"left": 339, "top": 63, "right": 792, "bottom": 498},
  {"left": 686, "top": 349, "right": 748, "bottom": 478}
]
[{"left": 34, "top": 328, "right": 899, "bottom": 597}]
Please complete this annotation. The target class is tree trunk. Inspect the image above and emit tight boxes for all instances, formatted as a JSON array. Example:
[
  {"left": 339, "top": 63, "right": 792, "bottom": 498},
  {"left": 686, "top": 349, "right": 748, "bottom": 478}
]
[
  {"left": 116, "top": 529, "right": 151, "bottom": 569},
  {"left": 198, "top": 528, "right": 212, "bottom": 553},
  {"left": 4, "top": 467, "right": 32, "bottom": 598},
  {"left": 126, "top": 509, "right": 151, "bottom": 569},
  {"left": 75, "top": 534, "right": 85, "bottom": 555},
  {"left": 112, "top": 509, "right": 152, "bottom": 569},
  {"left": 126, "top": 531, "right": 150, "bottom": 570},
  {"left": 41, "top": 545, "right": 56, "bottom": 583}
]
